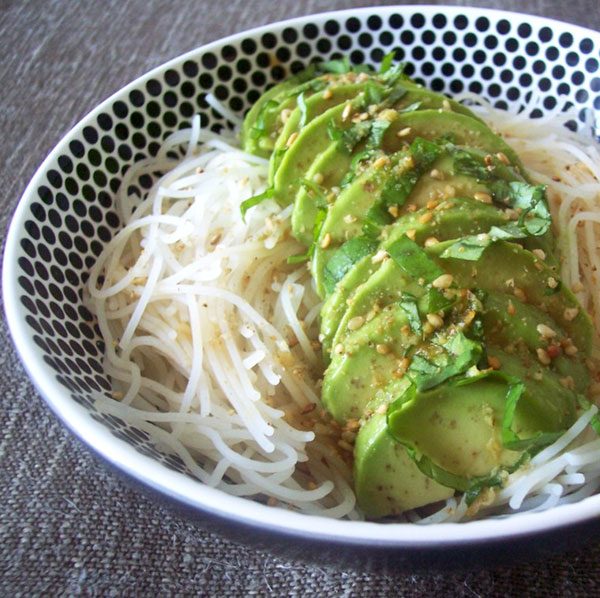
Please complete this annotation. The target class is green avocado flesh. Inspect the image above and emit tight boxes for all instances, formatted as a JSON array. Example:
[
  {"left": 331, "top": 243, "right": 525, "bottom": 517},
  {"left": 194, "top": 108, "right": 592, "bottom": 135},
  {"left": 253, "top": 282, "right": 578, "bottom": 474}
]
[{"left": 241, "top": 59, "right": 595, "bottom": 519}]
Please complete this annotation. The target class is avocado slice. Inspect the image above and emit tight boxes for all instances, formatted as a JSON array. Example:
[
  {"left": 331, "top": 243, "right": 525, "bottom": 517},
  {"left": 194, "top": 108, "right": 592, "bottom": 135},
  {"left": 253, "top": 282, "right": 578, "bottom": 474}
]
[
  {"left": 273, "top": 82, "right": 480, "bottom": 168},
  {"left": 329, "top": 240, "right": 593, "bottom": 356},
  {"left": 241, "top": 70, "right": 319, "bottom": 157},
  {"left": 386, "top": 376, "right": 522, "bottom": 479},
  {"left": 354, "top": 412, "right": 454, "bottom": 517},
  {"left": 321, "top": 303, "right": 417, "bottom": 421},
  {"left": 481, "top": 292, "right": 590, "bottom": 394}
]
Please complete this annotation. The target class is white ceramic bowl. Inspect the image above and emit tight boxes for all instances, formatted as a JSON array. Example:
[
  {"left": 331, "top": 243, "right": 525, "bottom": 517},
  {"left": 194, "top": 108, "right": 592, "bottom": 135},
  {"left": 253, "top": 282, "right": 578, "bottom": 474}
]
[{"left": 4, "top": 6, "right": 600, "bottom": 569}]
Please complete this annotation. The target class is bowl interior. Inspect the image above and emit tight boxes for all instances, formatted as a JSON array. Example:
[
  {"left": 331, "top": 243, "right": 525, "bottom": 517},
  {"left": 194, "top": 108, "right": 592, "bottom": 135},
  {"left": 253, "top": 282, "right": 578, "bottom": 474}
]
[{"left": 4, "top": 5, "right": 600, "bottom": 545}]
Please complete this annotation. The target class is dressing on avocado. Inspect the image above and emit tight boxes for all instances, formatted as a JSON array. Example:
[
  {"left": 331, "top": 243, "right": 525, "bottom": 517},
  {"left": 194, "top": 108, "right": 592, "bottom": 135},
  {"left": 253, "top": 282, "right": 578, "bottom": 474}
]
[{"left": 241, "top": 58, "right": 594, "bottom": 518}]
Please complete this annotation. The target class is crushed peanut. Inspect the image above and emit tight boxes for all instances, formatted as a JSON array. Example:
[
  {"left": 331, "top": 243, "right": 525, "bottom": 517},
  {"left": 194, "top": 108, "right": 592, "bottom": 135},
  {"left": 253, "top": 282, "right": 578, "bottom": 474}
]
[{"left": 488, "top": 356, "right": 501, "bottom": 370}]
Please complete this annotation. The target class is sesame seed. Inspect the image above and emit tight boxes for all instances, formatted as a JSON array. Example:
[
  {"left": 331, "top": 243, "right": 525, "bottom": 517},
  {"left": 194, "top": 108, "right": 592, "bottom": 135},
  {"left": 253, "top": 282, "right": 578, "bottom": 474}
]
[
  {"left": 559, "top": 376, "right": 575, "bottom": 389},
  {"left": 406, "top": 229, "right": 417, "bottom": 240},
  {"left": 442, "top": 99, "right": 452, "bottom": 111},
  {"left": 547, "top": 277, "right": 558, "bottom": 289},
  {"left": 378, "top": 108, "right": 398, "bottom": 122},
  {"left": 496, "top": 152, "right": 510, "bottom": 165},
  {"left": 388, "top": 205, "right": 400, "bottom": 218},
  {"left": 424, "top": 236, "right": 439, "bottom": 247},
  {"left": 430, "top": 168, "right": 444, "bottom": 180},
  {"left": 507, "top": 300, "right": 516, "bottom": 316},
  {"left": 474, "top": 191, "right": 493, "bottom": 204},
  {"left": 301, "top": 403, "right": 317, "bottom": 414},
  {"left": 564, "top": 343, "right": 578, "bottom": 356},
  {"left": 514, "top": 287, "right": 527, "bottom": 302},
  {"left": 342, "top": 102, "right": 352, "bottom": 121},
  {"left": 532, "top": 249, "right": 546, "bottom": 260},
  {"left": 286, "top": 132, "right": 299, "bottom": 147},
  {"left": 320, "top": 233, "right": 332, "bottom": 249},
  {"left": 346, "top": 419, "right": 360, "bottom": 431},
  {"left": 564, "top": 307, "right": 579, "bottom": 321},
  {"left": 419, "top": 212, "right": 433, "bottom": 224},
  {"left": 280, "top": 108, "right": 292, "bottom": 123},
  {"left": 397, "top": 127, "right": 412, "bottom": 137},
  {"left": 343, "top": 214, "right": 357, "bottom": 224},
  {"left": 313, "top": 172, "right": 324, "bottom": 184},
  {"left": 373, "top": 156, "right": 390, "bottom": 169},
  {"left": 537, "top": 348, "right": 551, "bottom": 365},
  {"left": 323, "top": 88, "right": 333, "bottom": 100},
  {"left": 347, "top": 316, "right": 365, "bottom": 331},
  {"left": 426, "top": 313, "right": 444, "bottom": 328},
  {"left": 432, "top": 273, "right": 454, "bottom": 289},
  {"left": 371, "top": 249, "right": 389, "bottom": 264},
  {"left": 484, "top": 154, "right": 493, "bottom": 166},
  {"left": 376, "top": 403, "right": 388, "bottom": 415},
  {"left": 334, "top": 343, "right": 344, "bottom": 354},
  {"left": 537, "top": 323, "right": 557, "bottom": 338},
  {"left": 376, "top": 344, "right": 389, "bottom": 354}
]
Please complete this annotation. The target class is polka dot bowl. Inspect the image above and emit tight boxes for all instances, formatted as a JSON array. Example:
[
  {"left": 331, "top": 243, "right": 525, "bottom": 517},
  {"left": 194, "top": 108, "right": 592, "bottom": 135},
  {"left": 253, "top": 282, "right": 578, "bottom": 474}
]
[{"left": 4, "top": 6, "right": 600, "bottom": 569}]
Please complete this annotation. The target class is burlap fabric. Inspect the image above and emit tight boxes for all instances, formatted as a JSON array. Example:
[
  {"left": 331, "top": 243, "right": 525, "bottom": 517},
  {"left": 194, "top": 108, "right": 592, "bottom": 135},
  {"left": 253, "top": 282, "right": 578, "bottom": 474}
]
[{"left": 2, "top": 0, "right": 600, "bottom": 594}]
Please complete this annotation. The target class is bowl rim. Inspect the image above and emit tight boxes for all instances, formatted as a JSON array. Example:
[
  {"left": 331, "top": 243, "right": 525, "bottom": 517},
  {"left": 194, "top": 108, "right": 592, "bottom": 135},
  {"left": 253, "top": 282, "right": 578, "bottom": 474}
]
[{"left": 4, "top": 4, "right": 600, "bottom": 549}]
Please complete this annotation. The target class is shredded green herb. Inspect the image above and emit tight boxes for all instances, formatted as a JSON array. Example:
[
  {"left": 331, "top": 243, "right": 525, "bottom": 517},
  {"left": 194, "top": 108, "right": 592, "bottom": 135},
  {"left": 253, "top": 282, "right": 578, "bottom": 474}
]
[
  {"left": 322, "top": 235, "right": 378, "bottom": 294},
  {"left": 240, "top": 187, "right": 275, "bottom": 221},
  {"left": 386, "top": 235, "right": 444, "bottom": 283},
  {"left": 397, "top": 293, "right": 422, "bottom": 335}
]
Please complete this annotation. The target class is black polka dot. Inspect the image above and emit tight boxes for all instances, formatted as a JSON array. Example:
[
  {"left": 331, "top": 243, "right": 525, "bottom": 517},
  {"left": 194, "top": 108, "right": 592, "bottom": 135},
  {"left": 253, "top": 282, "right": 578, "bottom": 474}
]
[
  {"left": 146, "top": 79, "right": 162, "bottom": 96},
  {"left": 183, "top": 60, "right": 198, "bottom": 77}
]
